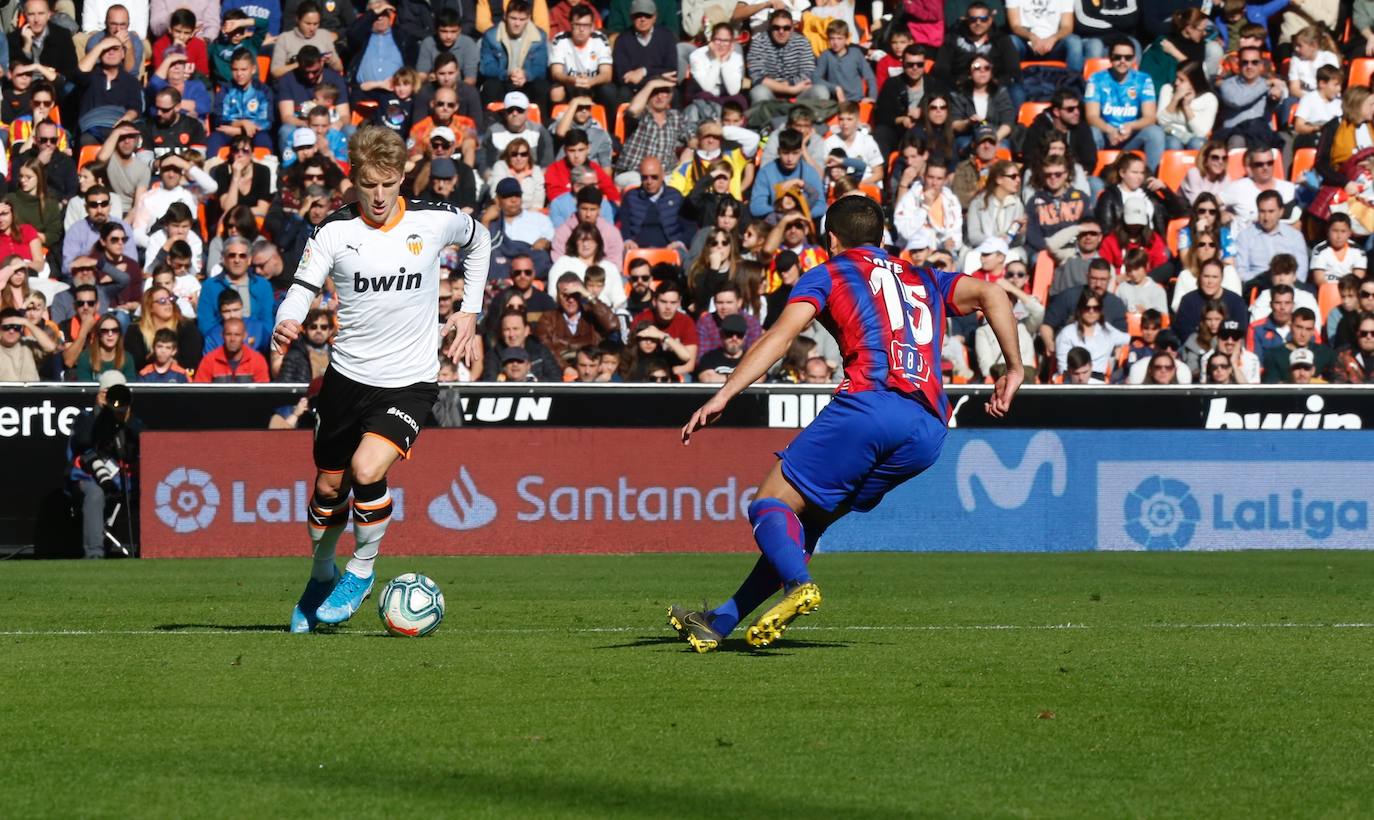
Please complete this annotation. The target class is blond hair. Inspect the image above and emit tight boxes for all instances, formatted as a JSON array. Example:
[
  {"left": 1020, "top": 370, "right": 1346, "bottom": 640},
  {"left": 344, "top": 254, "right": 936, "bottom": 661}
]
[{"left": 348, "top": 126, "right": 407, "bottom": 183}]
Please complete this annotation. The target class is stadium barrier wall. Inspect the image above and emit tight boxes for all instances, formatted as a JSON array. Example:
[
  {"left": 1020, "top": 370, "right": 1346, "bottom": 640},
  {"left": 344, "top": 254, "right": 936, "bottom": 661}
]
[
  {"left": 3, "top": 383, "right": 1370, "bottom": 550},
  {"left": 138, "top": 428, "right": 1374, "bottom": 557}
]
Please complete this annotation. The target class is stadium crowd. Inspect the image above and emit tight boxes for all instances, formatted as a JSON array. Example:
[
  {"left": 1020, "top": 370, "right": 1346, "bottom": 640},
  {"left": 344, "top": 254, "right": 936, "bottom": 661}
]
[{"left": 2, "top": 0, "right": 1374, "bottom": 389}]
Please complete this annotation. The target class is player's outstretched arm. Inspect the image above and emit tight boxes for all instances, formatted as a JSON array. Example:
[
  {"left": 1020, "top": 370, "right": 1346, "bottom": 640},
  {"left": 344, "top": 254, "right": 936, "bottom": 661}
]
[
  {"left": 950, "top": 277, "right": 1024, "bottom": 418},
  {"left": 681, "top": 300, "right": 817, "bottom": 444}
]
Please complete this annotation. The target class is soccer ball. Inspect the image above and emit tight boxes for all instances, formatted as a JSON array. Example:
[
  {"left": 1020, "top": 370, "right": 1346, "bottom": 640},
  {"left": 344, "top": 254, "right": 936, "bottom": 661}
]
[{"left": 377, "top": 573, "right": 445, "bottom": 637}]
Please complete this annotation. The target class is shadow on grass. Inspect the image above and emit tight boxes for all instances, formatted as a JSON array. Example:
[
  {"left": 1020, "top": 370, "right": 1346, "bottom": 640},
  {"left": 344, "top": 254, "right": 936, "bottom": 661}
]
[
  {"left": 598, "top": 635, "right": 852, "bottom": 652},
  {"left": 154, "top": 624, "right": 288, "bottom": 633}
]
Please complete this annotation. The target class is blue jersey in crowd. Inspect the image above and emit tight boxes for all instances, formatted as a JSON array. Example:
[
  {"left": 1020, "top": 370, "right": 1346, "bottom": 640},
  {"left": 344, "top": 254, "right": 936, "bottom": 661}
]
[{"left": 1086, "top": 69, "right": 1156, "bottom": 129}]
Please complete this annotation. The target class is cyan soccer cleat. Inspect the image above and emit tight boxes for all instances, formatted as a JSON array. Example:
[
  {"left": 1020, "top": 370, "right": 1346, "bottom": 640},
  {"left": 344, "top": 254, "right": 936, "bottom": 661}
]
[
  {"left": 315, "top": 570, "right": 375, "bottom": 625},
  {"left": 290, "top": 565, "right": 340, "bottom": 634}
]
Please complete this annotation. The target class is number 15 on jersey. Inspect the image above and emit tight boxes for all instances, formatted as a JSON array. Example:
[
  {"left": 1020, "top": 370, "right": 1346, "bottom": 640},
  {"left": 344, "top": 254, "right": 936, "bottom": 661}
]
[{"left": 869, "top": 261, "right": 934, "bottom": 383}]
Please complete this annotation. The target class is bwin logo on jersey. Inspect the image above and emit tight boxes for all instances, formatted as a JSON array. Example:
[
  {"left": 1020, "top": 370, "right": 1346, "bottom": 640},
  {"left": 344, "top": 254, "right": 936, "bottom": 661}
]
[
  {"left": 955, "top": 431, "right": 1067, "bottom": 512},
  {"left": 354, "top": 267, "right": 422, "bottom": 293}
]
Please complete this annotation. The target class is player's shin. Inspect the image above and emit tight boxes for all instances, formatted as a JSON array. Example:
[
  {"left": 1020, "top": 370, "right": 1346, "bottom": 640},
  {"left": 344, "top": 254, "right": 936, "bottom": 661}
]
[
  {"left": 307, "top": 492, "right": 350, "bottom": 581},
  {"left": 710, "top": 556, "right": 782, "bottom": 636},
  {"left": 747, "top": 498, "right": 812, "bottom": 589},
  {"left": 349, "top": 479, "right": 392, "bottom": 579}
]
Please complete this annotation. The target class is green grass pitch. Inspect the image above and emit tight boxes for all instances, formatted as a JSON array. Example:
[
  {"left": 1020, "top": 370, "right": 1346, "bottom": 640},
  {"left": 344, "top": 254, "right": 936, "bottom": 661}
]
[{"left": 4, "top": 551, "right": 1374, "bottom": 818}]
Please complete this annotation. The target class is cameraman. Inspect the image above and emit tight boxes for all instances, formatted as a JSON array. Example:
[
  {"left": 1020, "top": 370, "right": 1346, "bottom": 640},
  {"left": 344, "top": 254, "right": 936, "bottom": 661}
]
[{"left": 67, "top": 372, "right": 143, "bottom": 559}]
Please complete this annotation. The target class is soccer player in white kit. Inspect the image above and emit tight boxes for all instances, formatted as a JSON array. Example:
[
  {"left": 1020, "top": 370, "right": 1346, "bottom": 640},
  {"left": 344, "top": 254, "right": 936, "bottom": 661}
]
[{"left": 273, "top": 127, "right": 492, "bottom": 632}]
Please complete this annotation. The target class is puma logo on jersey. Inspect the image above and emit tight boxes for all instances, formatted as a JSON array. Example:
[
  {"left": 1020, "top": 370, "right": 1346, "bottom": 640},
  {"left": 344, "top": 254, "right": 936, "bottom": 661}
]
[
  {"left": 354, "top": 267, "right": 422, "bottom": 293},
  {"left": 343, "top": 243, "right": 361, "bottom": 254}
]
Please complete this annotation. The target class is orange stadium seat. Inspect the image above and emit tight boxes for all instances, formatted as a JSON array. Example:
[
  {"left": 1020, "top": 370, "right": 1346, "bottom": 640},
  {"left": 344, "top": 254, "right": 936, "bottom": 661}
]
[
  {"left": 1094, "top": 149, "right": 1122, "bottom": 176},
  {"left": 1317, "top": 281, "right": 1342, "bottom": 327},
  {"left": 1290, "top": 147, "right": 1317, "bottom": 182},
  {"left": 1018, "top": 102, "right": 1050, "bottom": 127},
  {"left": 614, "top": 102, "right": 630, "bottom": 143},
  {"left": 78, "top": 144, "right": 101, "bottom": 170},
  {"left": 257, "top": 54, "right": 270, "bottom": 83},
  {"left": 854, "top": 13, "right": 870, "bottom": 47},
  {"left": 1031, "top": 250, "right": 1054, "bottom": 305},
  {"left": 859, "top": 183, "right": 881, "bottom": 202},
  {"left": 1165, "top": 217, "right": 1188, "bottom": 255},
  {"left": 1020, "top": 60, "right": 1067, "bottom": 70},
  {"left": 1157, "top": 150, "right": 1197, "bottom": 191},
  {"left": 624, "top": 247, "right": 681, "bottom": 270},
  {"left": 1349, "top": 58, "right": 1374, "bottom": 86},
  {"left": 1083, "top": 57, "right": 1110, "bottom": 79}
]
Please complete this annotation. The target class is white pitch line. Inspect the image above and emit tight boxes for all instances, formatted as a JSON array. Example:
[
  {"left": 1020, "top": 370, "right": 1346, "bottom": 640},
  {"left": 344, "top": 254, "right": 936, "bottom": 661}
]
[{"left": 2, "top": 622, "right": 1374, "bottom": 637}]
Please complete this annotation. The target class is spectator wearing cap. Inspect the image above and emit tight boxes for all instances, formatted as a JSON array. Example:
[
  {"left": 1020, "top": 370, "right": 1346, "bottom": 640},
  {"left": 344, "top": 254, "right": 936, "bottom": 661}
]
[
  {"left": 497, "top": 345, "right": 539, "bottom": 381},
  {"left": 746, "top": 9, "right": 822, "bottom": 104},
  {"left": 271, "top": 1, "right": 345, "bottom": 79},
  {"left": 142, "top": 85, "right": 208, "bottom": 159},
  {"left": 695, "top": 312, "right": 751, "bottom": 383},
  {"left": 610, "top": 0, "right": 679, "bottom": 106},
  {"left": 1261, "top": 306, "right": 1332, "bottom": 383},
  {"left": 553, "top": 96, "right": 614, "bottom": 169},
  {"left": 345, "top": 1, "right": 417, "bottom": 103},
  {"left": 477, "top": 0, "right": 550, "bottom": 108},
  {"left": 62, "top": 187, "right": 132, "bottom": 277},
  {"left": 750, "top": 128, "right": 826, "bottom": 221},
  {"left": 1098, "top": 197, "right": 1170, "bottom": 276},
  {"left": 487, "top": 177, "right": 555, "bottom": 252},
  {"left": 194, "top": 317, "right": 270, "bottom": 382},
  {"left": 620, "top": 157, "right": 691, "bottom": 255},
  {"left": 552, "top": 187, "right": 624, "bottom": 265},
  {"left": 669, "top": 121, "right": 752, "bottom": 201},
  {"left": 276, "top": 44, "right": 352, "bottom": 149},
  {"left": 73, "top": 35, "right": 143, "bottom": 146},
  {"left": 545, "top": 128, "right": 620, "bottom": 206},
  {"left": 483, "top": 308, "right": 562, "bottom": 381},
  {"left": 696, "top": 282, "right": 763, "bottom": 356},
  {"left": 1285, "top": 348, "right": 1324, "bottom": 384},
  {"left": 1201, "top": 319, "right": 1261, "bottom": 383},
  {"left": 950, "top": 126, "right": 1001, "bottom": 208},
  {"left": 535, "top": 272, "right": 618, "bottom": 361},
  {"left": 283, "top": 125, "right": 318, "bottom": 168},
  {"left": 1234, "top": 191, "right": 1310, "bottom": 284},
  {"left": 480, "top": 91, "right": 555, "bottom": 169},
  {"left": 421, "top": 157, "right": 478, "bottom": 212},
  {"left": 615, "top": 77, "right": 692, "bottom": 188},
  {"left": 971, "top": 238, "right": 1008, "bottom": 282},
  {"left": 550, "top": 168, "right": 616, "bottom": 230}
]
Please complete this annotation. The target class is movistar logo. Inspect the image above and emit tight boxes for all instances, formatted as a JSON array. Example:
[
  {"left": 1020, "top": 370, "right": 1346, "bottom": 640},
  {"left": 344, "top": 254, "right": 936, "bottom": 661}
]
[{"left": 956, "top": 431, "right": 1067, "bottom": 512}]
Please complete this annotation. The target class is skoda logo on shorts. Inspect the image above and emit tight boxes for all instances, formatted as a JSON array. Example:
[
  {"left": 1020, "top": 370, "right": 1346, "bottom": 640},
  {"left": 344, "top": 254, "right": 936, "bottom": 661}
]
[
  {"left": 1124, "top": 475, "right": 1200, "bottom": 550},
  {"left": 154, "top": 467, "right": 220, "bottom": 533}
]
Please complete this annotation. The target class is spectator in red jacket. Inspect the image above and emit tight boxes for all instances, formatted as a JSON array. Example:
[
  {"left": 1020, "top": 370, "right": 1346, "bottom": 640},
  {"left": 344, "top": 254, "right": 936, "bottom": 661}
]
[{"left": 194, "top": 317, "right": 270, "bottom": 382}]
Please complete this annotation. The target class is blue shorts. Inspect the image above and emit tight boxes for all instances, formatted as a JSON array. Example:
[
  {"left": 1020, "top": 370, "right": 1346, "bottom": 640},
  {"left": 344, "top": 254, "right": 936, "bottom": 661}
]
[{"left": 779, "top": 390, "right": 948, "bottom": 514}]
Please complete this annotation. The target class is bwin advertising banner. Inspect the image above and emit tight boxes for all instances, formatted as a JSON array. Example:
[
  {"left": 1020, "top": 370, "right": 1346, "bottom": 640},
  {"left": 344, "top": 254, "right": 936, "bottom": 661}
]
[{"left": 820, "top": 431, "right": 1374, "bottom": 552}]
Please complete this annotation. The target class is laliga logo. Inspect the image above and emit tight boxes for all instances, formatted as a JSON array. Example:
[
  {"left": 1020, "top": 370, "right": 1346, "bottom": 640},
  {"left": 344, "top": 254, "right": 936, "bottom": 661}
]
[
  {"left": 956, "top": 431, "right": 1067, "bottom": 512},
  {"left": 1124, "top": 475, "right": 1200, "bottom": 550},
  {"left": 428, "top": 466, "right": 498, "bottom": 530},
  {"left": 155, "top": 467, "right": 220, "bottom": 533}
]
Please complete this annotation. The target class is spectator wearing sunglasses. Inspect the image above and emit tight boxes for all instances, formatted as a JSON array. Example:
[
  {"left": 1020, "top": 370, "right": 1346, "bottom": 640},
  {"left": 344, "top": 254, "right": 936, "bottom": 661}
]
[
  {"left": 746, "top": 9, "right": 823, "bottom": 104},
  {"left": 276, "top": 45, "right": 352, "bottom": 149},
  {"left": 73, "top": 36, "right": 143, "bottom": 147},
  {"left": 197, "top": 236, "right": 273, "bottom": 339},
  {"left": 933, "top": 3, "right": 1021, "bottom": 89},
  {"left": 275, "top": 307, "right": 336, "bottom": 383},
  {"left": 62, "top": 187, "right": 131, "bottom": 277},
  {"left": 1215, "top": 45, "right": 1286, "bottom": 150},
  {"left": 0, "top": 307, "right": 44, "bottom": 382},
  {"left": 1333, "top": 313, "right": 1374, "bottom": 383},
  {"left": 1084, "top": 38, "right": 1166, "bottom": 172},
  {"left": 125, "top": 285, "right": 204, "bottom": 371},
  {"left": 1219, "top": 146, "right": 1297, "bottom": 228},
  {"left": 142, "top": 84, "right": 209, "bottom": 160}
]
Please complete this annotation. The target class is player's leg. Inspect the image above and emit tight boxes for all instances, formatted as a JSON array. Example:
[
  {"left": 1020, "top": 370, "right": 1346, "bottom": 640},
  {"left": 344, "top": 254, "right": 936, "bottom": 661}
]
[
  {"left": 316, "top": 435, "right": 403, "bottom": 624},
  {"left": 290, "top": 468, "right": 351, "bottom": 633},
  {"left": 740, "top": 463, "right": 828, "bottom": 647}
]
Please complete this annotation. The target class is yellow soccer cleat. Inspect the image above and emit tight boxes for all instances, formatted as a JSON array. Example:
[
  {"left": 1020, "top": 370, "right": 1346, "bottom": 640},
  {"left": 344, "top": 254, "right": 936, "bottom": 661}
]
[
  {"left": 667, "top": 604, "right": 723, "bottom": 654},
  {"left": 745, "top": 582, "right": 823, "bottom": 648}
]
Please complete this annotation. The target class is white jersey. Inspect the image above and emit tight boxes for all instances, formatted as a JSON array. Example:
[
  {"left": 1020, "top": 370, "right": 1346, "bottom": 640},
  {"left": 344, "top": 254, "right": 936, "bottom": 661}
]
[
  {"left": 277, "top": 198, "right": 491, "bottom": 388},
  {"left": 548, "top": 31, "right": 612, "bottom": 79}
]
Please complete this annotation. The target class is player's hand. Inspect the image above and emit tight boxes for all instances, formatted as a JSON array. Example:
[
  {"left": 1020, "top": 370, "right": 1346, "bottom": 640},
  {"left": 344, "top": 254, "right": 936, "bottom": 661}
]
[
  {"left": 985, "top": 367, "right": 1023, "bottom": 419},
  {"left": 443, "top": 311, "right": 480, "bottom": 366},
  {"left": 681, "top": 393, "right": 728, "bottom": 445},
  {"left": 272, "top": 319, "right": 302, "bottom": 354}
]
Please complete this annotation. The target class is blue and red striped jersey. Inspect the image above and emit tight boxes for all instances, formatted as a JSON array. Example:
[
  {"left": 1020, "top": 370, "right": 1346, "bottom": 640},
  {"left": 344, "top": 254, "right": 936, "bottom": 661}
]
[{"left": 788, "top": 246, "right": 968, "bottom": 421}]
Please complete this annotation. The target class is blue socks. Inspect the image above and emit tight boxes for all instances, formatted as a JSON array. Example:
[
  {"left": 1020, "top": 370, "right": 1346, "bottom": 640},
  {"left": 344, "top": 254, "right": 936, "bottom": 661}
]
[{"left": 709, "top": 498, "right": 813, "bottom": 636}]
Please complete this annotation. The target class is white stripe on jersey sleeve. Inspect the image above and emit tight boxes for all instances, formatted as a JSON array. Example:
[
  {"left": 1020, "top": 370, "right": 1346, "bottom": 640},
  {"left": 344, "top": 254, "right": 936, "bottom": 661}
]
[{"left": 276, "top": 222, "right": 338, "bottom": 328}]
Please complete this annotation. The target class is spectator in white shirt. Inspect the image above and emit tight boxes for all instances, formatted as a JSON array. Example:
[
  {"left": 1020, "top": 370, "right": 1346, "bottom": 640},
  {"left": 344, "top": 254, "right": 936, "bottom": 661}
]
[
  {"left": 1250, "top": 254, "right": 1319, "bottom": 322},
  {"left": 822, "top": 101, "right": 884, "bottom": 187},
  {"left": 1293, "top": 65, "right": 1343, "bottom": 151},
  {"left": 1220, "top": 146, "right": 1297, "bottom": 227},
  {"left": 1309, "top": 213, "right": 1368, "bottom": 284},
  {"left": 1056, "top": 288, "right": 1130, "bottom": 373},
  {"left": 688, "top": 22, "right": 747, "bottom": 109},
  {"left": 1115, "top": 247, "right": 1168, "bottom": 315}
]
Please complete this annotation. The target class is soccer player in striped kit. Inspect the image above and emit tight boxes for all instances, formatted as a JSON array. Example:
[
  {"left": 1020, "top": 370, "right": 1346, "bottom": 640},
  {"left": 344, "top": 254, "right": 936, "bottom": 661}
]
[
  {"left": 273, "top": 127, "right": 491, "bottom": 632},
  {"left": 671, "top": 196, "right": 1024, "bottom": 652}
]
